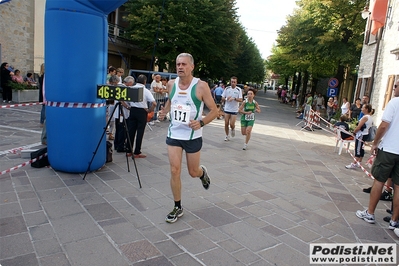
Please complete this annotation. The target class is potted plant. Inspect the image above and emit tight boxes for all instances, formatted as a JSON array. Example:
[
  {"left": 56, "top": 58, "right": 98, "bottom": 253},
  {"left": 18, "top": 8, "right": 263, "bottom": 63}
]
[{"left": 9, "top": 81, "right": 39, "bottom": 103}]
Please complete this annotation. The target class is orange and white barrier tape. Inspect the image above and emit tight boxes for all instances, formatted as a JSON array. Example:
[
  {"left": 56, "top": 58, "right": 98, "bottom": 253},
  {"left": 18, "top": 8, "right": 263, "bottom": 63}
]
[
  {"left": 0, "top": 153, "right": 48, "bottom": 175},
  {"left": 46, "top": 101, "right": 105, "bottom": 108},
  {"left": 0, "top": 102, "right": 43, "bottom": 108},
  {"left": 310, "top": 110, "right": 372, "bottom": 147},
  {"left": 346, "top": 147, "right": 393, "bottom": 190},
  {"left": 301, "top": 108, "right": 315, "bottom": 131},
  {"left": 0, "top": 142, "right": 42, "bottom": 156}
]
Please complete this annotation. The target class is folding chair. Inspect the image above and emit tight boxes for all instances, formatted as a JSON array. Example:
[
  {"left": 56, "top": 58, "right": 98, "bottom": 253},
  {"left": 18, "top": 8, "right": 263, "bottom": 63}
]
[{"left": 334, "top": 128, "right": 355, "bottom": 155}]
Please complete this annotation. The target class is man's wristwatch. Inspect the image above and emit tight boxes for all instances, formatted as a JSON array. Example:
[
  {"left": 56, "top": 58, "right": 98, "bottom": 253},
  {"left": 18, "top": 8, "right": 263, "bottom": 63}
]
[{"left": 200, "top": 120, "right": 205, "bottom": 127}]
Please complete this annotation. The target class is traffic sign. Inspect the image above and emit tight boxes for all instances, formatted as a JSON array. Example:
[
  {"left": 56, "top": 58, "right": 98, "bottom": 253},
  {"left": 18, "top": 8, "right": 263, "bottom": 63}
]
[
  {"left": 327, "top": 87, "right": 338, "bottom": 97},
  {"left": 328, "top": 78, "right": 339, "bottom": 88}
]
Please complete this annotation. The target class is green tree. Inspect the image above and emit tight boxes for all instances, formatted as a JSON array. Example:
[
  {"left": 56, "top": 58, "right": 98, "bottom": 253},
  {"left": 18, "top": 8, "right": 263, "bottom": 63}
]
[
  {"left": 269, "top": 0, "right": 366, "bottom": 91},
  {"left": 123, "top": 0, "right": 264, "bottom": 82}
]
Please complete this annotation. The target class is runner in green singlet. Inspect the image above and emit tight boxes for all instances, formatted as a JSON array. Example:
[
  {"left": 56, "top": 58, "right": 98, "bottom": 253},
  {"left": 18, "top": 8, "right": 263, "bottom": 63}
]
[{"left": 239, "top": 88, "right": 261, "bottom": 150}]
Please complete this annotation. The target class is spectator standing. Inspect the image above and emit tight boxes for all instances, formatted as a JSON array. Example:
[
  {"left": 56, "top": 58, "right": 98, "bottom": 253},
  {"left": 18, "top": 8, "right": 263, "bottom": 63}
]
[
  {"left": 213, "top": 83, "right": 224, "bottom": 104},
  {"left": 1, "top": 62, "right": 13, "bottom": 103},
  {"left": 341, "top": 97, "right": 350, "bottom": 116},
  {"left": 291, "top": 92, "right": 297, "bottom": 107},
  {"left": 349, "top": 98, "right": 362, "bottom": 120},
  {"left": 106, "top": 66, "right": 116, "bottom": 81},
  {"left": 333, "top": 96, "right": 338, "bottom": 115},
  {"left": 280, "top": 88, "right": 287, "bottom": 103},
  {"left": 345, "top": 104, "right": 374, "bottom": 169},
  {"left": 116, "top": 68, "right": 124, "bottom": 84},
  {"left": 150, "top": 74, "right": 163, "bottom": 124},
  {"left": 126, "top": 74, "right": 156, "bottom": 158},
  {"left": 315, "top": 93, "right": 325, "bottom": 111},
  {"left": 158, "top": 53, "right": 218, "bottom": 223},
  {"left": 358, "top": 95, "right": 370, "bottom": 120},
  {"left": 356, "top": 80, "right": 399, "bottom": 235},
  {"left": 326, "top": 97, "right": 334, "bottom": 121},
  {"left": 222, "top": 76, "right": 243, "bottom": 141},
  {"left": 106, "top": 75, "right": 118, "bottom": 140},
  {"left": 39, "top": 63, "right": 45, "bottom": 127},
  {"left": 114, "top": 76, "right": 134, "bottom": 152}
]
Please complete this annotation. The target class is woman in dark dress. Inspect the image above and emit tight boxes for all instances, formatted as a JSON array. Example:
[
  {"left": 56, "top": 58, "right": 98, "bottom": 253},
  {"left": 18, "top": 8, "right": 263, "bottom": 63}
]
[{"left": 1, "top": 62, "right": 13, "bottom": 103}]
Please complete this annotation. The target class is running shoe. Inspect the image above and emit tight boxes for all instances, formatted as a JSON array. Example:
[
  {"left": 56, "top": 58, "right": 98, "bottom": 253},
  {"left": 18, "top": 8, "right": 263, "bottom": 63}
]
[
  {"left": 200, "top": 165, "right": 210, "bottom": 190},
  {"left": 231, "top": 128, "right": 235, "bottom": 137},
  {"left": 165, "top": 207, "right": 183, "bottom": 223},
  {"left": 388, "top": 220, "right": 399, "bottom": 230},
  {"left": 224, "top": 136, "right": 229, "bottom": 141},
  {"left": 355, "top": 209, "right": 375, "bottom": 223},
  {"left": 243, "top": 143, "right": 247, "bottom": 150},
  {"left": 345, "top": 163, "right": 359, "bottom": 169}
]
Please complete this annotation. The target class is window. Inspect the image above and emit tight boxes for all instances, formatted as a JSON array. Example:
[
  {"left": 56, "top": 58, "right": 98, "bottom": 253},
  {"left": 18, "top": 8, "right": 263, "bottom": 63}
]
[
  {"left": 364, "top": 18, "right": 378, "bottom": 45},
  {"left": 383, "top": 75, "right": 397, "bottom": 109},
  {"left": 355, "top": 77, "right": 371, "bottom": 100}
]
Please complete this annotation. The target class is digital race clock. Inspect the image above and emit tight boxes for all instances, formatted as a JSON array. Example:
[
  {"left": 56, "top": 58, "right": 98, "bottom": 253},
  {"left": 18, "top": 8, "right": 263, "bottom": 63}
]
[{"left": 96, "top": 85, "right": 143, "bottom": 102}]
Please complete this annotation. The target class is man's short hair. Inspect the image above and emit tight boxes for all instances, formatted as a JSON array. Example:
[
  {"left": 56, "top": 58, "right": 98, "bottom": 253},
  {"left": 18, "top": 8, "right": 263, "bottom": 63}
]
[
  {"left": 137, "top": 74, "right": 147, "bottom": 84},
  {"left": 123, "top": 76, "right": 135, "bottom": 84},
  {"left": 177, "top": 53, "right": 194, "bottom": 65},
  {"left": 108, "top": 75, "right": 118, "bottom": 84}
]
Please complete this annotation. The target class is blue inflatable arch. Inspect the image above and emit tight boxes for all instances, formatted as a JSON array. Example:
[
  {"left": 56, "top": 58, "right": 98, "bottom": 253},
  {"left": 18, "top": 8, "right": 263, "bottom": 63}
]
[{"left": 45, "top": 0, "right": 127, "bottom": 172}]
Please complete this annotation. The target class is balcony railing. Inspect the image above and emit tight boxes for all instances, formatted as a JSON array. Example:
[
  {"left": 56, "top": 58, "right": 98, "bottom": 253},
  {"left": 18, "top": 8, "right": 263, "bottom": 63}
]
[{"left": 108, "top": 23, "right": 126, "bottom": 38}]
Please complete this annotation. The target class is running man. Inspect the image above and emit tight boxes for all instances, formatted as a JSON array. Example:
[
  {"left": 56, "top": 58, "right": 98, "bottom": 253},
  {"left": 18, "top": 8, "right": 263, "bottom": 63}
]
[
  {"left": 158, "top": 53, "right": 218, "bottom": 223},
  {"left": 222, "top": 76, "right": 243, "bottom": 141},
  {"left": 239, "top": 88, "right": 261, "bottom": 150}
]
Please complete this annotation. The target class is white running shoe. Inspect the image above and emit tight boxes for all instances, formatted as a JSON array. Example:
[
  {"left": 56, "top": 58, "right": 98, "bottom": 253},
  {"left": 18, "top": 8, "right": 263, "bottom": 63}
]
[
  {"left": 243, "top": 143, "right": 247, "bottom": 150},
  {"left": 231, "top": 128, "right": 235, "bottom": 137},
  {"left": 224, "top": 136, "right": 229, "bottom": 141},
  {"left": 345, "top": 163, "right": 358, "bottom": 169}
]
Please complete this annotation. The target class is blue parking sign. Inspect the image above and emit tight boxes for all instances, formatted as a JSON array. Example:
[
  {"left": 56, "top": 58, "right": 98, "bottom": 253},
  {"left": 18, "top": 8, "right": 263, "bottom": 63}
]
[{"left": 327, "top": 87, "right": 338, "bottom": 97}]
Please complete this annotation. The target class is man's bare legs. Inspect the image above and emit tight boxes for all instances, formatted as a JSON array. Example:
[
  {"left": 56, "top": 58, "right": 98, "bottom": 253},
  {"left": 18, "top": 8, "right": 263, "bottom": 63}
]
[
  {"left": 167, "top": 145, "right": 183, "bottom": 202},
  {"left": 166, "top": 145, "right": 208, "bottom": 214},
  {"left": 367, "top": 179, "right": 385, "bottom": 215},
  {"left": 224, "top": 113, "right": 237, "bottom": 139},
  {"left": 391, "top": 184, "right": 399, "bottom": 222},
  {"left": 224, "top": 113, "right": 231, "bottom": 138}
]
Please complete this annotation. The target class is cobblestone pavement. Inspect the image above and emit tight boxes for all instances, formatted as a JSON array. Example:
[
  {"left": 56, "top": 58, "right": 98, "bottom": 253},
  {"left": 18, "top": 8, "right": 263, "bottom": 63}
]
[{"left": 0, "top": 90, "right": 398, "bottom": 266}]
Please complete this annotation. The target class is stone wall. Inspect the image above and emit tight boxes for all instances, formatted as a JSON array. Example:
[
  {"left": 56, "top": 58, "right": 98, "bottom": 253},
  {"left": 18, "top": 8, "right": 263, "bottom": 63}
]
[
  {"left": 0, "top": 0, "right": 35, "bottom": 76},
  {"left": 357, "top": 5, "right": 399, "bottom": 125}
]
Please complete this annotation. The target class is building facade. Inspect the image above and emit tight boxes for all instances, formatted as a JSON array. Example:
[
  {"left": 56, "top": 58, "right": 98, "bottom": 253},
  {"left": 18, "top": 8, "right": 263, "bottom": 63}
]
[
  {"left": 0, "top": 0, "right": 151, "bottom": 80},
  {"left": 356, "top": 0, "right": 399, "bottom": 124}
]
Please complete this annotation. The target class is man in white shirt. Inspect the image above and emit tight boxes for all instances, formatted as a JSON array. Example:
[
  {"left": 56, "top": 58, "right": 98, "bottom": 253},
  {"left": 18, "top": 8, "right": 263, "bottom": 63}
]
[
  {"left": 356, "top": 80, "right": 399, "bottom": 235},
  {"left": 126, "top": 74, "right": 156, "bottom": 158},
  {"left": 114, "top": 76, "right": 134, "bottom": 152},
  {"left": 222, "top": 76, "right": 243, "bottom": 141}
]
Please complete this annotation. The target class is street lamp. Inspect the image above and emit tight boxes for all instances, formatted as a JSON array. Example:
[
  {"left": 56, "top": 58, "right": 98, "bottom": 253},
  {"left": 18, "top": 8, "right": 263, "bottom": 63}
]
[{"left": 361, "top": 4, "right": 370, "bottom": 19}]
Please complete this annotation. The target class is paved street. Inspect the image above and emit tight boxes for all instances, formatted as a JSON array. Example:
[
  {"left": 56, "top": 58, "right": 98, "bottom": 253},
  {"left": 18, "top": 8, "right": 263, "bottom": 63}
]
[{"left": 0, "top": 90, "right": 398, "bottom": 266}]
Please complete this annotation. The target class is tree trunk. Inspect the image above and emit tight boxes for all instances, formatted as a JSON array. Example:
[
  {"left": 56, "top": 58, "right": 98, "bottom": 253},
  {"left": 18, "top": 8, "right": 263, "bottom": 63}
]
[
  {"left": 292, "top": 71, "right": 298, "bottom": 94},
  {"left": 296, "top": 72, "right": 302, "bottom": 104}
]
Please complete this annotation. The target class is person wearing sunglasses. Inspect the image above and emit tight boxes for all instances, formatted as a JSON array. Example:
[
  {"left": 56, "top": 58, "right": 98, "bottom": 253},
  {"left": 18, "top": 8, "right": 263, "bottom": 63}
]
[{"left": 356, "top": 80, "right": 399, "bottom": 237}]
